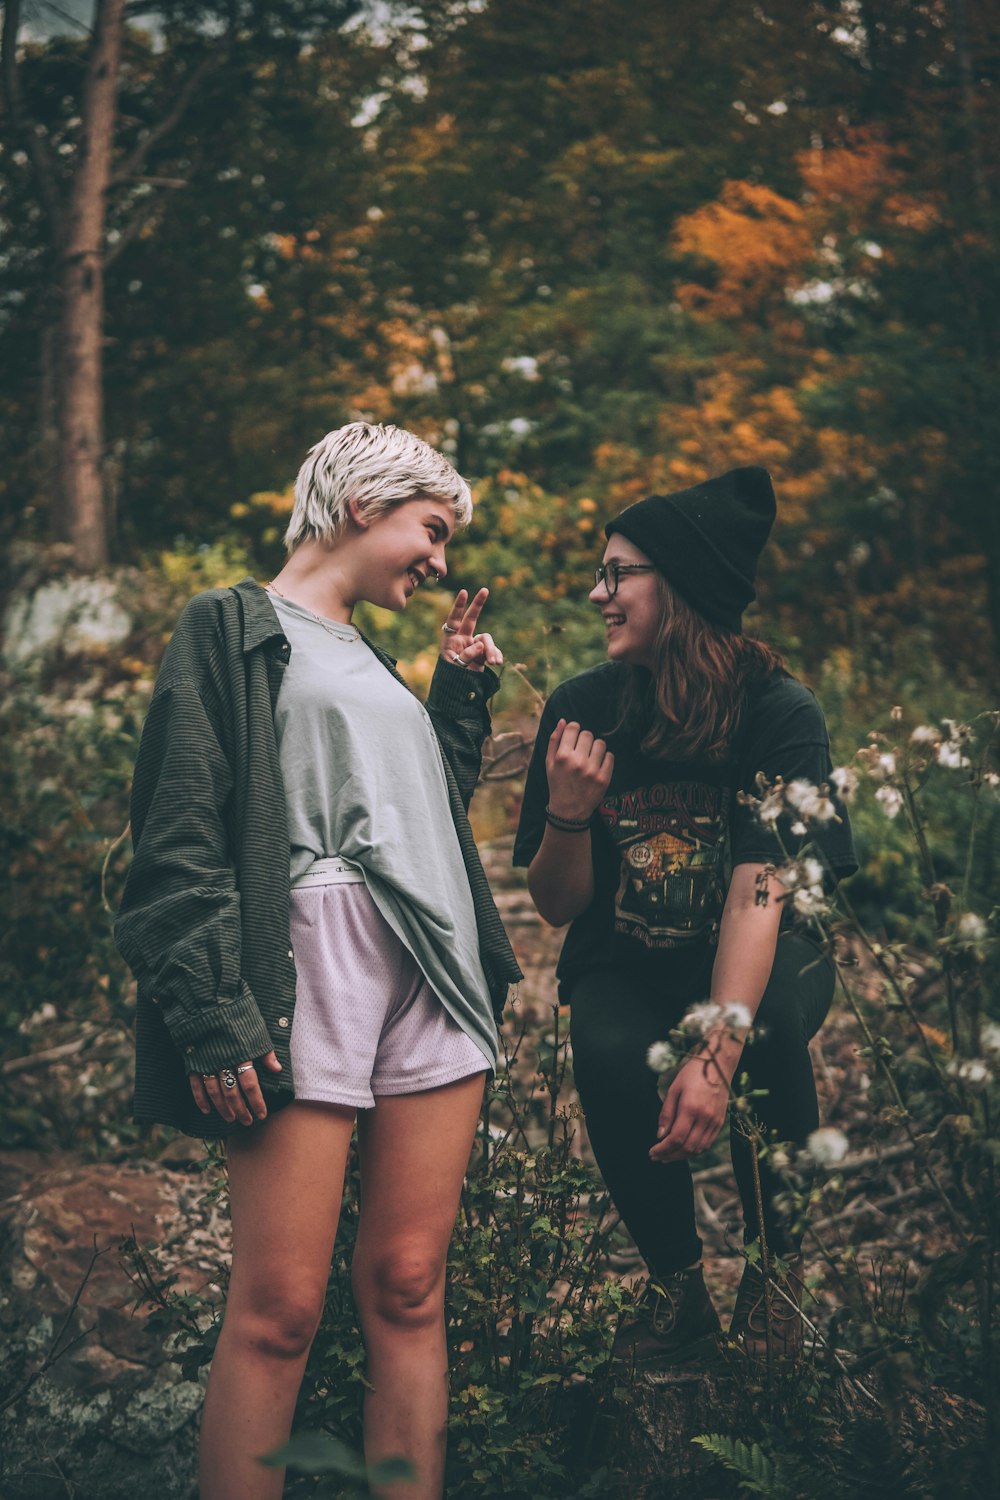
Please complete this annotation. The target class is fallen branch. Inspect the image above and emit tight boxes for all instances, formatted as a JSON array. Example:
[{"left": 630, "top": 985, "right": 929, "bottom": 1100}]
[
  {"left": 0, "top": 1237, "right": 106, "bottom": 1414},
  {"left": 101, "top": 819, "right": 131, "bottom": 913},
  {"left": 690, "top": 1141, "right": 915, "bottom": 1191},
  {"left": 811, "top": 1184, "right": 929, "bottom": 1235},
  {"left": 2, "top": 1028, "right": 125, "bottom": 1076}
]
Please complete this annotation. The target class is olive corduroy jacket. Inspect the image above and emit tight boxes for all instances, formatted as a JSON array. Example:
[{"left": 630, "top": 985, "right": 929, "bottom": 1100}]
[{"left": 115, "top": 579, "right": 522, "bottom": 1139}]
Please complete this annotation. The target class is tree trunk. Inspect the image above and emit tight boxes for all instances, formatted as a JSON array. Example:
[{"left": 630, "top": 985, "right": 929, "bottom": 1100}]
[{"left": 56, "top": 0, "right": 127, "bottom": 570}]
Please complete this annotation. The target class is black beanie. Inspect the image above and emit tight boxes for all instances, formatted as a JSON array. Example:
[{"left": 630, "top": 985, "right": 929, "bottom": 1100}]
[{"left": 604, "top": 466, "right": 776, "bottom": 632}]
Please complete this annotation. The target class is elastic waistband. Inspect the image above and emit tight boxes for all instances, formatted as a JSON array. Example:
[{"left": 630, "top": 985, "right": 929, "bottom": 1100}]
[{"left": 292, "top": 857, "right": 365, "bottom": 889}]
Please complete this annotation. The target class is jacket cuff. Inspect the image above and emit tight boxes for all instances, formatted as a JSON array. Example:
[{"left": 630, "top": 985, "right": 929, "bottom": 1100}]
[
  {"left": 428, "top": 657, "right": 501, "bottom": 714},
  {"left": 160, "top": 981, "right": 275, "bottom": 1075}
]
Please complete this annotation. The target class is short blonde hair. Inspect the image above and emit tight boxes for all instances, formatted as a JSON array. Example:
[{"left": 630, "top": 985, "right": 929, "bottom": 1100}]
[{"left": 284, "top": 422, "right": 473, "bottom": 551}]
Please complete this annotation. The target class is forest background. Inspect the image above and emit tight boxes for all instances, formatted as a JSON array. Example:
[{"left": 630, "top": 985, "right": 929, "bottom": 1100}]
[{"left": 2, "top": 1, "right": 1000, "bottom": 1498}]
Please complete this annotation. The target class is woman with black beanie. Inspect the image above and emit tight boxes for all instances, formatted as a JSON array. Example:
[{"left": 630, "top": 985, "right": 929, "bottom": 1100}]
[{"left": 514, "top": 468, "right": 857, "bottom": 1367}]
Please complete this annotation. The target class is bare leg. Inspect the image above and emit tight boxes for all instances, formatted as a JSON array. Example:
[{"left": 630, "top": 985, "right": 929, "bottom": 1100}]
[
  {"left": 353, "top": 1072, "right": 486, "bottom": 1500},
  {"left": 199, "top": 1102, "right": 356, "bottom": 1500}
]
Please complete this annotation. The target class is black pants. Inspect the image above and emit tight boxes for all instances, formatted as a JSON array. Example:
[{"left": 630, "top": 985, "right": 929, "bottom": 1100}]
[{"left": 568, "top": 931, "right": 835, "bottom": 1278}]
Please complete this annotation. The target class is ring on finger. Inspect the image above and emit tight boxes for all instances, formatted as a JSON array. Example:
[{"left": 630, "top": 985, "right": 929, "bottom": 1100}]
[
  {"left": 221, "top": 1068, "right": 237, "bottom": 1090},
  {"left": 441, "top": 622, "right": 458, "bottom": 634},
  {"left": 236, "top": 1063, "right": 254, "bottom": 1075}
]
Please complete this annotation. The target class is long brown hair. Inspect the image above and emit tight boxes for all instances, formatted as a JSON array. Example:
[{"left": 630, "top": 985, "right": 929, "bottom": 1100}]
[{"left": 618, "top": 575, "right": 784, "bottom": 763}]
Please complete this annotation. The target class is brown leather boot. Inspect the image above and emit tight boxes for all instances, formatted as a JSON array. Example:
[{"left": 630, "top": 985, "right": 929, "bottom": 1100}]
[
  {"left": 729, "top": 1253, "right": 807, "bottom": 1363},
  {"left": 612, "top": 1265, "right": 721, "bottom": 1372}
]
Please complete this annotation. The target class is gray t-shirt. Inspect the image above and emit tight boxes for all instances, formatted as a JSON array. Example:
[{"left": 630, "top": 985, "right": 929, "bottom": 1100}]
[{"left": 270, "top": 593, "right": 496, "bottom": 1068}]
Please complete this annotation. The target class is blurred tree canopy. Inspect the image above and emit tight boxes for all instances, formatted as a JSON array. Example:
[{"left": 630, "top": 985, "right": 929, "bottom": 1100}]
[{"left": 2, "top": 0, "right": 998, "bottom": 675}]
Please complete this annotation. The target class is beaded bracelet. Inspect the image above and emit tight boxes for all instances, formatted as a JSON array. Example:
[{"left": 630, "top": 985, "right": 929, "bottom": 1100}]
[{"left": 545, "top": 805, "right": 592, "bottom": 833}]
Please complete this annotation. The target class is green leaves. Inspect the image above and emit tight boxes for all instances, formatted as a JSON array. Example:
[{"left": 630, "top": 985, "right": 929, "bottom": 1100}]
[{"left": 261, "top": 1430, "right": 415, "bottom": 1486}]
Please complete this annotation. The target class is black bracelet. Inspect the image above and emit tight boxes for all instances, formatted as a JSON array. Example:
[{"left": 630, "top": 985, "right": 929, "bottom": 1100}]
[{"left": 545, "top": 805, "right": 592, "bottom": 833}]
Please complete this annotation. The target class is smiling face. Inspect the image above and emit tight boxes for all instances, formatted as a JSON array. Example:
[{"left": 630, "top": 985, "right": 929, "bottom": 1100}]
[
  {"left": 353, "top": 493, "right": 454, "bottom": 611},
  {"left": 588, "top": 534, "right": 665, "bottom": 668}
]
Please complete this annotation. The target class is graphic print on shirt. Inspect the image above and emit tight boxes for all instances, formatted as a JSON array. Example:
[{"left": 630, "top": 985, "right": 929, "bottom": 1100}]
[{"left": 598, "top": 782, "right": 730, "bottom": 947}]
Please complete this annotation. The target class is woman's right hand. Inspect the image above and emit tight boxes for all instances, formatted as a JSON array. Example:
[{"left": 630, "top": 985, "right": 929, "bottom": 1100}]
[
  {"left": 190, "top": 1050, "right": 282, "bottom": 1126},
  {"left": 545, "top": 718, "right": 615, "bottom": 822}
]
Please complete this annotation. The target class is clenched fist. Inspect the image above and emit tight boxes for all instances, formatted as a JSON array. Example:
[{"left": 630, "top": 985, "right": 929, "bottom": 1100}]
[{"left": 545, "top": 718, "right": 615, "bottom": 823}]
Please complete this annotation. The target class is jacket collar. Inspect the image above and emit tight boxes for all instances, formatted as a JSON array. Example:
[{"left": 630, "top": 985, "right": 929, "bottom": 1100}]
[
  {"left": 233, "top": 578, "right": 288, "bottom": 654},
  {"left": 233, "top": 576, "right": 400, "bottom": 672}
]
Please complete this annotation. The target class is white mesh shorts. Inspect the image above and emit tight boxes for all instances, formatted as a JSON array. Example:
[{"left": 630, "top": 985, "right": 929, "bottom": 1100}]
[{"left": 289, "top": 877, "right": 488, "bottom": 1109}]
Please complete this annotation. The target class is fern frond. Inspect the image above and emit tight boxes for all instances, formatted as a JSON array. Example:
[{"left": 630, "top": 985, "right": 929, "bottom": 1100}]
[{"left": 692, "top": 1433, "right": 776, "bottom": 1495}]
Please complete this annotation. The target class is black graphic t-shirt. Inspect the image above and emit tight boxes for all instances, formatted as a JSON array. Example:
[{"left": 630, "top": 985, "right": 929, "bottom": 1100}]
[
  {"left": 513, "top": 662, "right": 857, "bottom": 991},
  {"left": 600, "top": 777, "right": 731, "bottom": 949}
]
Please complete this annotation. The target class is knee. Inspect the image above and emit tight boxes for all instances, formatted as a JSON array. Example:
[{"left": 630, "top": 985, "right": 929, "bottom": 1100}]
[
  {"left": 356, "top": 1245, "right": 444, "bottom": 1332},
  {"left": 752, "top": 983, "right": 805, "bottom": 1051},
  {"left": 226, "top": 1280, "right": 325, "bottom": 1363},
  {"left": 570, "top": 1025, "right": 646, "bottom": 1100}
]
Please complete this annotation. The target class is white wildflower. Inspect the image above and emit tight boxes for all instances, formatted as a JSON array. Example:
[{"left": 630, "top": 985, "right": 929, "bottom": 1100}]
[
  {"left": 785, "top": 779, "right": 838, "bottom": 822},
  {"left": 791, "top": 820, "right": 807, "bottom": 836},
  {"left": 778, "top": 856, "right": 827, "bottom": 916},
  {"left": 793, "top": 886, "right": 828, "bottom": 916},
  {"left": 957, "top": 912, "right": 988, "bottom": 945},
  {"left": 875, "top": 784, "right": 904, "bottom": 819},
  {"left": 757, "top": 787, "right": 785, "bottom": 825},
  {"left": 501, "top": 355, "right": 541, "bottom": 381},
  {"left": 947, "top": 1058, "right": 991, "bottom": 1088},
  {"left": 768, "top": 1146, "right": 791, "bottom": 1171},
  {"left": 806, "top": 1127, "right": 849, "bottom": 1166},
  {"left": 786, "top": 778, "right": 818, "bottom": 811},
  {"left": 829, "top": 766, "right": 859, "bottom": 803},
  {"left": 720, "top": 1002, "right": 753, "bottom": 1032},
  {"left": 963, "top": 1060, "right": 990, "bottom": 1087},
  {"left": 910, "top": 725, "right": 938, "bottom": 747},
  {"left": 877, "top": 752, "right": 897, "bottom": 779},
  {"left": 890, "top": 705, "right": 903, "bottom": 722},
  {"left": 647, "top": 1041, "right": 678, "bottom": 1074},
  {"left": 815, "top": 792, "right": 838, "bottom": 822},
  {"left": 937, "top": 741, "right": 971, "bottom": 770},
  {"left": 980, "top": 1022, "right": 1000, "bottom": 1057},
  {"left": 680, "top": 1001, "right": 722, "bottom": 1037}
]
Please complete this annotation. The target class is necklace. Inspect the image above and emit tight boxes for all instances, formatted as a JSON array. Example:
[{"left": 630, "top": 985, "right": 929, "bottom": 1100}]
[{"left": 266, "top": 582, "right": 358, "bottom": 643}]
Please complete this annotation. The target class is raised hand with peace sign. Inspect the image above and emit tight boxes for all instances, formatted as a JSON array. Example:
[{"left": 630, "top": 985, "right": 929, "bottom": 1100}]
[{"left": 438, "top": 586, "right": 504, "bottom": 674}]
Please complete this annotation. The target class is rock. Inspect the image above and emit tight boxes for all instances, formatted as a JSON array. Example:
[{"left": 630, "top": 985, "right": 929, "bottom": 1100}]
[
  {"left": 0, "top": 1156, "right": 229, "bottom": 1500},
  {"left": 2, "top": 578, "right": 132, "bottom": 666}
]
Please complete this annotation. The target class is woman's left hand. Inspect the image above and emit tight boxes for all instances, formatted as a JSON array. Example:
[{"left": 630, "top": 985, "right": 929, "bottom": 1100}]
[
  {"left": 649, "top": 1051, "right": 733, "bottom": 1163},
  {"left": 439, "top": 587, "right": 503, "bottom": 674}
]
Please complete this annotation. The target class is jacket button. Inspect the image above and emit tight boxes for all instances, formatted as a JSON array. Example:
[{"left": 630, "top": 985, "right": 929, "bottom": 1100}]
[
  {"left": 277, "top": 1016, "right": 290, "bottom": 1028},
  {"left": 287, "top": 949, "right": 294, "bottom": 960},
  {"left": 467, "top": 691, "right": 476, "bottom": 701}
]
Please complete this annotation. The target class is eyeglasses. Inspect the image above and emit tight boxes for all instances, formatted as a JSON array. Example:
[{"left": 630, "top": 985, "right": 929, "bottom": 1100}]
[{"left": 594, "top": 562, "right": 656, "bottom": 597}]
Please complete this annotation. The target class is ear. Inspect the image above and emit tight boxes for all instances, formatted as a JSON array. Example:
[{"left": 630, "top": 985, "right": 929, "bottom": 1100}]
[{"left": 347, "top": 495, "right": 370, "bottom": 530}]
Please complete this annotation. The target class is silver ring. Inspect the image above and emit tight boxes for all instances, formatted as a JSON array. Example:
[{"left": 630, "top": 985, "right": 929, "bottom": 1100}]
[
  {"left": 441, "top": 623, "right": 458, "bottom": 634},
  {"left": 221, "top": 1068, "right": 237, "bottom": 1090},
  {"left": 236, "top": 1063, "right": 254, "bottom": 1075}
]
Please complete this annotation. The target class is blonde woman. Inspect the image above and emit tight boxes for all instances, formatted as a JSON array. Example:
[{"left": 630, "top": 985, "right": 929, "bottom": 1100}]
[{"left": 117, "top": 423, "right": 521, "bottom": 1499}]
